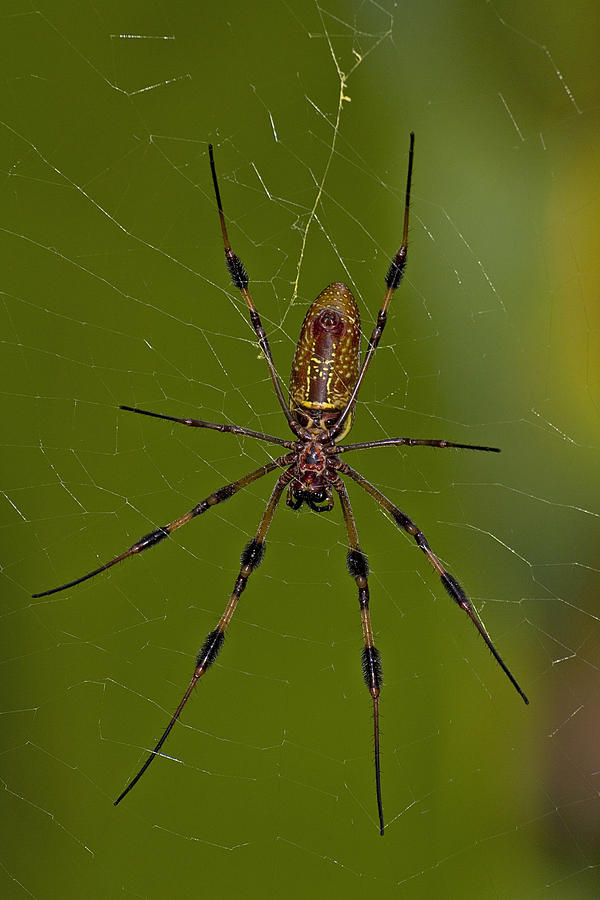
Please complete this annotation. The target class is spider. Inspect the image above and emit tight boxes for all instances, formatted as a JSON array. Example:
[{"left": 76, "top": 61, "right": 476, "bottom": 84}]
[{"left": 33, "top": 134, "right": 528, "bottom": 835}]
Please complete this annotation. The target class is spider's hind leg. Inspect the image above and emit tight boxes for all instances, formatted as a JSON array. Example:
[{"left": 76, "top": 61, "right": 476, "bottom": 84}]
[
  {"left": 337, "top": 459, "right": 529, "bottom": 706},
  {"left": 332, "top": 474, "right": 385, "bottom": 836},
  {"left": 114, "top": 466, "right": 294, "bottom": 806}
]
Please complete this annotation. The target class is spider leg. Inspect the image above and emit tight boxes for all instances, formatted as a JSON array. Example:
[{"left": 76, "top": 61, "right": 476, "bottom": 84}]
[
  {"left": 120, "top": 405, "right": 295, "bottom": 449},
  {"left": 336, "top": 437, "right": 500, "bottom": 454},
  {"left": 208, "top": 145, "right": 299, "bottom": 436},
  {"left": 114, "top": 466, "right": 293, "bottom": 805},
  {"left": 336, "top": 460, "right": 529, "bottom": 705},
  {"left": 332, "top": 474, "right": 385, "bottom": 836},
  {"left": 32, "top": 454, "right": 293, "bottom": 598},
  {"left": 329, "top": 133, "right": 414, "bottom": 442}
]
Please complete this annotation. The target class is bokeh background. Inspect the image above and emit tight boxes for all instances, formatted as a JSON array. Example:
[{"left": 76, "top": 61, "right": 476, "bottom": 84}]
[{"left": 2, "top": 1, "right": 599, "bottom": 897}]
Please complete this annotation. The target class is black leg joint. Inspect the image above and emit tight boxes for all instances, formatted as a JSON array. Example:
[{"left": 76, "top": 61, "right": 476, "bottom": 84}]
[
  {"left": 414, "top": 530, "right": 429, "bottom": 551},
  {"left": 226, "top": 251, "right": 248, "bottom": 290},
  {"left": 347, "top": 548, "right": 369, "bottom": 578},
  {"left": 441, "top": 571, "right": 468, "bottom": 607},
  {"left": 249, "top": 310, "right": 262, "bottom": 330},
  {"left": 240, "top": 538, "right": 266, "bottom": 570},
  {"left": 214, "top": 484, "right": 237, "bottom": 503},
  {"left": 385, "top": 248, "right": 407, "bottom": 290},
  {"left": 358, "top": 586, "right": 370, "bottom": 609},
  {"left": 197, "top": 628, "right": 225, "bottom": 669},
  {"left": 362, "top": 646, "right": 383, "bottom": 691},
  {"left": 391, "top": 508, "right": 410, "bottom": 529},
  {"left": 135, "top": 527, "right": 170, "bottom": 552}
]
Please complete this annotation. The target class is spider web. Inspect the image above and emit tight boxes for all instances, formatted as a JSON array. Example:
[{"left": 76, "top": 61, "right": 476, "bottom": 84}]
[{"left": 2, "top": 0, "right": 599, "bottom": 897}]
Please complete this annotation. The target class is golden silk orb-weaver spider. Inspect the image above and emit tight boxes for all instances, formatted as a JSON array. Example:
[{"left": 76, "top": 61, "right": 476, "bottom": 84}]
[{"left": 33, "top": 134, "right": 528, "bottom": 836}]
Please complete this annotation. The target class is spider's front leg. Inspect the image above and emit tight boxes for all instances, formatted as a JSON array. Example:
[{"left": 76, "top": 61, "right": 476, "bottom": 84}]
[{"left": 208, "top": 144, "right": 299, "bottom": 436}]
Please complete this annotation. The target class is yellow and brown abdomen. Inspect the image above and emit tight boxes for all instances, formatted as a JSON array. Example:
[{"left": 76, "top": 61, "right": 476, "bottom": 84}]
[{"left": 289, "top": 282, "right": 360, "bottom": 440}]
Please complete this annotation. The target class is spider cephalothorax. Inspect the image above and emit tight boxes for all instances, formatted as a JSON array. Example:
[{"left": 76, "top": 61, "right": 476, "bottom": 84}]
[
  {"left": 287, "top": 433, "right": 334, "bottom": 512},
  {"left": 33, "top": 134, "right": 528, "bottom": 836}
]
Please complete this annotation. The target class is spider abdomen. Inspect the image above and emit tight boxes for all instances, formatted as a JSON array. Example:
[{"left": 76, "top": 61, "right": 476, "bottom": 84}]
[{"left": 289, "top": 282, "right": 360, "bottom": 440}]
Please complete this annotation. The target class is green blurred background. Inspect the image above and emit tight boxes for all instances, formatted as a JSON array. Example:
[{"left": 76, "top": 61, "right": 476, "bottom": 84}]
[{"left": 2, "top": 0, "right": 599, "bottom": 896}]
